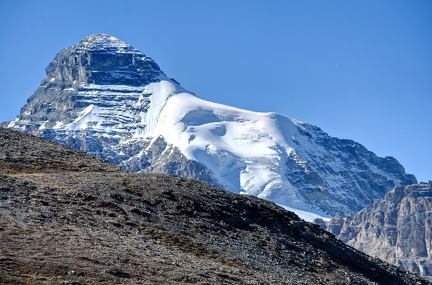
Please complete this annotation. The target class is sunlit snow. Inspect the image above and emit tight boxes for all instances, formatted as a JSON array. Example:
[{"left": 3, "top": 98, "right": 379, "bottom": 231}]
[
  {"left": 53, "top": 77, "right": 334, "bottom": 220},
  {"left": 49, "top": 74, "right": 402, "bottom": 222}
]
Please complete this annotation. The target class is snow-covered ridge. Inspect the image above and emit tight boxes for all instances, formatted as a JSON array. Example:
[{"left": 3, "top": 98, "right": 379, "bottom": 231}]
[
  {"left": 52, "top": 78, "right": 332, "bottom": 220},
  {"left": 45, "top": 78, "right": 413, "bottom": 221}
]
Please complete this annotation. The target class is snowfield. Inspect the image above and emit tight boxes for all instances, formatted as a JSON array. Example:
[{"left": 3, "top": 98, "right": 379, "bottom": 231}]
[{"left": 54, "top": 77, "right": 334, "bottom": 221}]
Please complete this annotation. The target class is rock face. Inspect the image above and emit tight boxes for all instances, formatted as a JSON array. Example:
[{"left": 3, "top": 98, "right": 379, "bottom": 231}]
[
  {"left": 5, "top": 34, "right": 417, "bottom": 219},
  {"left": 14, "top": 34, "right": 164, "bottom": 132},
  {"left": 322, "top": 182, "right": 432, "bottom": 280},
  {"left": 0, "top": 127, "right": 429, "bottom": 284}
]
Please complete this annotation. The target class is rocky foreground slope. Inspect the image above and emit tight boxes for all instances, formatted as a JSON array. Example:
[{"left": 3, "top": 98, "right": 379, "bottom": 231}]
[
  {"left": 0, "top": 127, "right": 428, "bottom": 284},
  {"left": 322, "top": 183, "right": 432, "bottom": 280},
  {"left": 5, "top": 34, "right": 416, "bottom": 219}
]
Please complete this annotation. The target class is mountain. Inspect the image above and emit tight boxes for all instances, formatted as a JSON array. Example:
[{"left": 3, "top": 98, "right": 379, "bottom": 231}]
[
  {"left": 5, "top": 34, "right": 416, "bottom": 220},
  {"left": 0, "top": 127, "right": 429, "bottom": 284},
  {"left": 321, "top": 182, "right": 432, "bottom": 280}
]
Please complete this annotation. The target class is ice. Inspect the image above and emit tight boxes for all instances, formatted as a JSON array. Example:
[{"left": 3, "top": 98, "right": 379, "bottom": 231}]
[{"left": 142, "top": 80, "right": 327, "bottom": 216}]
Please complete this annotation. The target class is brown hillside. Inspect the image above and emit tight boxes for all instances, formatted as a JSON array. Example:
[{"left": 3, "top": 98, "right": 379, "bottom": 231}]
[{"left": 0, "top": 128, "right": 428, "bottom": 284}]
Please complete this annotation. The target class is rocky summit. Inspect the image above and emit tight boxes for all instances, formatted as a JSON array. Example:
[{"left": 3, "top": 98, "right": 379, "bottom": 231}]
[
  {"left": 322, "top": 182, "right": 432, "bottom": 281},
  {"left": 5, "top": 34, "right": 416, "bottom": 219},
  {"left": 9, "top": 34, "right": 164, "bottom": 132},
  {"left": 0, "top": 127, "right": 429, "bottom": 284}
]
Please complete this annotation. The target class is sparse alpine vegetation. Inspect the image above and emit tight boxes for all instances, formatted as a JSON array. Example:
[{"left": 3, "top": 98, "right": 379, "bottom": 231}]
[{"left": 0, "top": 127, "right": 429, "bottom": 284}]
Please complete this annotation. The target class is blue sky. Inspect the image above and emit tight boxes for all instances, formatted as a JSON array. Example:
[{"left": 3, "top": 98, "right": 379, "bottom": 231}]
[{"left": 0, "top": 0, "right": 431, "bottom": 182}]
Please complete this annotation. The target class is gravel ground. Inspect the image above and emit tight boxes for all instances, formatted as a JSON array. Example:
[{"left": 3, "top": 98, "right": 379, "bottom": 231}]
[{"left": 0, "top": 128, "right": 429, "bottom": 284}]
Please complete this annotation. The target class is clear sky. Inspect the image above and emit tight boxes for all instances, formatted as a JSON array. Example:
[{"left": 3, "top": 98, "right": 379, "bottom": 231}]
[{"left": 0, "top": 0, "right": 431, "bottom": 182}]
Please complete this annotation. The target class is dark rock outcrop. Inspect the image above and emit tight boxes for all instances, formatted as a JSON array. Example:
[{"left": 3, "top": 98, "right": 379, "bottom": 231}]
[{"left": 283, "top": 126, "right": 417, "bottom": 215}]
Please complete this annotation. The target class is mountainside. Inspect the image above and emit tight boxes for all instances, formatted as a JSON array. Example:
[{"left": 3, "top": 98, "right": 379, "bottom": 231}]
[
  {"left": 322, "top": 182, "right": 432, "bottom": 280},
  {"left": 5, "top": 34, "right": 417, "bottom": 220},
  {"left": 0, "top": 127, "right": 429, "bottom": 284}
]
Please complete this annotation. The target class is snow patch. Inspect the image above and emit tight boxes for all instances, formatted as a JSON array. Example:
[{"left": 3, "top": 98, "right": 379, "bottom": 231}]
[
  {"left": 63, "top": 104, "right": 102, "bottom": 130},
  {"left": 278, "top": 204, "right": 332, "bottom": 222}
]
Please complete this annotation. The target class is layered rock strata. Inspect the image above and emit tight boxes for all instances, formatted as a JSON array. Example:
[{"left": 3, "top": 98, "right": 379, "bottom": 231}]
[{"left": 322, "top": 182, "right": 432, "bottom": 280}]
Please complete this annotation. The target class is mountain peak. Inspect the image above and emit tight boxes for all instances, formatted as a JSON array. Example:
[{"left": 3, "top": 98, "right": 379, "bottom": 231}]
[
  {"left": 75, "top": 34, "right": 138, "bottom": 53},
  {"left": 82, "top": 33, "right": 119, "bottom": 42},
  {"left": 7, "top": 35, "right": 416, "bottom": 222},
  {"left": 43, "top": 34, "right": 164, "bottom": 86}
]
